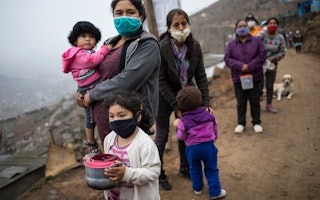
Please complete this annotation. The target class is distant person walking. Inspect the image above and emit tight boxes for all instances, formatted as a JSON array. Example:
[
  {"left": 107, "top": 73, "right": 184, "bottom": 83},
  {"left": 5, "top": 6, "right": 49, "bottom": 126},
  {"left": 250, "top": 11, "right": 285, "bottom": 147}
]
[
  {"left": 293, "top": 30, "right": 303, "bottom": 54},
  {"left": 287, "top": 31, "right": 293, "bottom": 48},
  {"left": 174, "top": 86, "right": 226, "bottom": 199},
  {"left": 62, "top": 21, "right": 113, "bottom": 154}
]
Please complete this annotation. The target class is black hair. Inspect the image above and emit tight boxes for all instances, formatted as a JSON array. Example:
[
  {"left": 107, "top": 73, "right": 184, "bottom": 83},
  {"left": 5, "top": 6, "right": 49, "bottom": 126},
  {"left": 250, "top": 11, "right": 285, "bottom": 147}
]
[
  {"left": 245, "top": 13, "right": 259, "bottom": 24},
  {"left": 109, "top": 0, "right": 146, "bottom": 72},
  {"left": 102, "top": 89, "right": 153, "bottom": 135},
  {"left": 266, "top": 17, "right": 279, "bottom": 26},
  {"left": 234, "top": 19, "right": 247, "bottom": 30},
  {"left": 110, "top": 0, "right": 146, "bottom": 22},
  {"left": 159, "top": 8, "right": 194, "bottom": 59},
  {"left": 68, "top": 21, "right": 101, "bottom": 46}
]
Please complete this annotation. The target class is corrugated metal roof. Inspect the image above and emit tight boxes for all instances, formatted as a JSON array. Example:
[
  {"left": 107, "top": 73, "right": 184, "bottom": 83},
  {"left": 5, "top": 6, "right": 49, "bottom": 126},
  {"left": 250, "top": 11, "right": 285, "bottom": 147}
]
[{"left": 0, "top": 148, "right": 47, "bottom": 199}]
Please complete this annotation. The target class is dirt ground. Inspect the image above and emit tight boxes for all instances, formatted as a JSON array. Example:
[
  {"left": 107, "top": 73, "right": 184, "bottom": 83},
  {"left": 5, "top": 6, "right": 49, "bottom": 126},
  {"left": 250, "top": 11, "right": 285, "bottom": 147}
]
[{"left": 17, "top": 48, "right": 320, "bottom": 200}]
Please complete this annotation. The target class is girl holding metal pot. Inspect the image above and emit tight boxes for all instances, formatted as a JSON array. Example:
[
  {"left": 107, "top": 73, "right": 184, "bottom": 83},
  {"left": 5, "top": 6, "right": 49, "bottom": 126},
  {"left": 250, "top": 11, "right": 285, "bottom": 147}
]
[
  {"left": 101, "top": 89, "right": 161, "bottom": 200},
  {"left": 84, "top": 89, "right": 160, "bottom": 199}
]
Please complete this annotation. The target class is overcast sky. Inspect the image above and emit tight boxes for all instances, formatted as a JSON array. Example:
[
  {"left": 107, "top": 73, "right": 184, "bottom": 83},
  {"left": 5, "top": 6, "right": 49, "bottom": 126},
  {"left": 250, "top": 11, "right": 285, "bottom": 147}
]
[{"left": 0, "top": 0, "right": 218, "bottom": 79}]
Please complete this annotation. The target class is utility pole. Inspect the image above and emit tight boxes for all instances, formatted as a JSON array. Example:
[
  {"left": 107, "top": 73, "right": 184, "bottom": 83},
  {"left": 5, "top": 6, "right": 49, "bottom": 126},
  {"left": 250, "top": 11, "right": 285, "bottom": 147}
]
[{"left": 144, "top": 0, "right": 159, "bottom": 38}]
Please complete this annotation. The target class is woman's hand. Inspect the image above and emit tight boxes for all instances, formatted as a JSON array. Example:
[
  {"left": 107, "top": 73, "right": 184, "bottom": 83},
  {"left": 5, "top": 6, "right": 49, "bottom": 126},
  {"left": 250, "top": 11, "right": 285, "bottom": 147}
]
[
  {"left": 106, "top": 44, "right": 113, "bottom": 51},
  {"left": 75, "top": 92, "right": 85, "bottom": 107},
  {"left": 241, "top": 64, "right": 249, "bottom": 72},
  {"left": 83, "top": 92, "right": 92, "bottom": 107},
  {"left": 104, "top": 162, "right": 125, "bottom": 181},
  {"left": 268, "top": 56, "right": 277, "bottom": 63}
]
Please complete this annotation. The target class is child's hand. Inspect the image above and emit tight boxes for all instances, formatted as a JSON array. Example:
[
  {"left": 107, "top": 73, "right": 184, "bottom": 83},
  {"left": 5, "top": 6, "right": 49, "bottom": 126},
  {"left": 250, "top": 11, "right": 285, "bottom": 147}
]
[
  {"left": 104, "top": 161, "right": 125, "bottom": 181},
  {"left": 206, "top": 107, "right": 215, "bottom": 115},
  {"left": 82, "top": 152, "right": 96, "bottom": 161},
  {"left": 175, "top": 110, "right": 182, "bottom": 118},
  {"left": 106, "top": 44, "right": 113, "bottom": 51},
  {"left": 173, "top": 118, "right": 180, "bottom": 128}
]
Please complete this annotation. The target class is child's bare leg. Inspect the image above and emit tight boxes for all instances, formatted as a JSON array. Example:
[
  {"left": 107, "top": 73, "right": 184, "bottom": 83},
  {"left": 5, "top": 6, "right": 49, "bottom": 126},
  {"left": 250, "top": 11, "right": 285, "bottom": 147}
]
[{"left": 85, "top": 128, "right": 95, "bottom": 144}]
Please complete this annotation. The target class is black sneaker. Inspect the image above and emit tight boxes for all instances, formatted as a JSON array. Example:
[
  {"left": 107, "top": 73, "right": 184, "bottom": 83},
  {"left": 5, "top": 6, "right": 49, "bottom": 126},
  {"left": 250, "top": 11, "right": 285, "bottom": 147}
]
[
  {"left": 177, "top": 168, "right": 190, "bottom": 179},
  {"left": 159, "top": 174, "right": 172, "bottom": 190}
]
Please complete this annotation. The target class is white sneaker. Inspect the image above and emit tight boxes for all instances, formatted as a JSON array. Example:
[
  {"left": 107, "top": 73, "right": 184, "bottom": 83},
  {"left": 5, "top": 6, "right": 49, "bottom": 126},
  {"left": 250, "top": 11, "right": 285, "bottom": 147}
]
[
  {"left": 194, "top": 190, "right": 202, "bottom": 195},
  {"left": 210, "top": 189, "right": 226, "bottom": 199},
  {"left": 253, "top": 124, "right": 263, "bottom": 133},
  {"left": 235, "top": 125, "right": 244, "bottom": 133}
]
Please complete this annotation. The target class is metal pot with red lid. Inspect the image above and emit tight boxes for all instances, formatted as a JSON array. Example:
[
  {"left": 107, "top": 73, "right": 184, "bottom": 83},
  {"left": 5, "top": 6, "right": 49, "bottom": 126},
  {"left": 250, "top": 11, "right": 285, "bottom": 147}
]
[{"left": 84, "top": 153, "right": 121, "bottom": 190}]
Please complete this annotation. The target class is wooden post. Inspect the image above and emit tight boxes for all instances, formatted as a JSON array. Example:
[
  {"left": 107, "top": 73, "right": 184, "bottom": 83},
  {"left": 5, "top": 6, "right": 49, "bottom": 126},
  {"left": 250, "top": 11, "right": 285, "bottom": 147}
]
[{"left": 144, "top": 0, "right": 159, "bottom": 38}]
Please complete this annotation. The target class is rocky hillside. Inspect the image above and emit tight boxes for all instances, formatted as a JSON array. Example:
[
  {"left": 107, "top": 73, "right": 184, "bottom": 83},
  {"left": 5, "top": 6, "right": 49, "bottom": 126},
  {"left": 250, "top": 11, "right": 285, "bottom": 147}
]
[
  {"left": 0, "top": 74, "right": 75, "bottom": 120},
  {"left": 0, "top": 95, "right": 86, "bottom": 159}
]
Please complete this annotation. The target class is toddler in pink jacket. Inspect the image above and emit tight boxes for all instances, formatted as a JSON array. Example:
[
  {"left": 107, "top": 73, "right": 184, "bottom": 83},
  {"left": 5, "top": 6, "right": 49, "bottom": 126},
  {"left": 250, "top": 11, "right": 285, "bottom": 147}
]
[{"left": 62, "top": 21, "right": 112, "bottom": 154}]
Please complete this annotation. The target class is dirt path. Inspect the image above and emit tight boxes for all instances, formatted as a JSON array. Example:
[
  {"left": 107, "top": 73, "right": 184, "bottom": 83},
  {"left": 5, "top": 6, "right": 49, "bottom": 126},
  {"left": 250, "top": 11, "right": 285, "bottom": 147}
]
[
  {"left": 214, "top": 49, "right": 320, "bottom": 200},
  {"left": 18, "top": 49, "right": 320, "bottom": 200}
]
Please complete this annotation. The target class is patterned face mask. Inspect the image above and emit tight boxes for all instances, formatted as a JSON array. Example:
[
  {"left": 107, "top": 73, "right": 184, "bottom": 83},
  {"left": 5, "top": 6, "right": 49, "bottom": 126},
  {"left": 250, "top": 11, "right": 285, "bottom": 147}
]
[{"left": 236, "top": 27, "right": 249, "bottom": 37}]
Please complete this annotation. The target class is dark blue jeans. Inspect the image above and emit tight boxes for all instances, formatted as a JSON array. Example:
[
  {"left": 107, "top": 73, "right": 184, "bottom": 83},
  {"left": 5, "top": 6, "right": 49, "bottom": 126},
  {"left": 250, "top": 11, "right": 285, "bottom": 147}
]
[
  {"left": 234, "top": 80, "right": 262, "bottom": 126},
  {"left": 186, "top": 141, "right": 221, "bottom": 197}
]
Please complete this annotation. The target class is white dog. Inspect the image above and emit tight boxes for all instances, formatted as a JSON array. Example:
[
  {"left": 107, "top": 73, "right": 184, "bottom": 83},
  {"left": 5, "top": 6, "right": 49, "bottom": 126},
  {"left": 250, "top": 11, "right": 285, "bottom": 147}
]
[{"left": 273, "top": 74, "right": 294, "bottom": 101}]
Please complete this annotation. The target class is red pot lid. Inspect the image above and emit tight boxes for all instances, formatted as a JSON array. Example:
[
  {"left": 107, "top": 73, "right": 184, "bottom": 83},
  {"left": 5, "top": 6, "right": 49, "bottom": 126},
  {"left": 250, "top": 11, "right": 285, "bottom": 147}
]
[{"left": 84, "top": 154, "right": 119, "bottom": 168}]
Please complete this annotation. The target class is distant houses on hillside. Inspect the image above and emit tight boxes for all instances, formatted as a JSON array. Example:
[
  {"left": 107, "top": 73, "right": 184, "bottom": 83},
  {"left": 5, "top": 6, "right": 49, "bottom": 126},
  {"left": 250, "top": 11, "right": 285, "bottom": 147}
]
[{"left": 281, "top": 0, "right": 320, "bottom": 16}]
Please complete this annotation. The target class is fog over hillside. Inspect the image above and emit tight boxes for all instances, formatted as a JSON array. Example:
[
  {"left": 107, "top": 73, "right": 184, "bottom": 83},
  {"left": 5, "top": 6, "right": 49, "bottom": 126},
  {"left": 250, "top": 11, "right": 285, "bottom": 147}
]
[{"left": 0, "top": 73, "right": 76, "bottom": 120}]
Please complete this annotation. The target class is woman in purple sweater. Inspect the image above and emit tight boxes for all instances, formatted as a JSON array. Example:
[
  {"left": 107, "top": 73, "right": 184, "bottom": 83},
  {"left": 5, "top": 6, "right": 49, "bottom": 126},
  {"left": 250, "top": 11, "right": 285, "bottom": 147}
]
[{"left": 224, "top": 19, "right": 267, "bottom": 133}]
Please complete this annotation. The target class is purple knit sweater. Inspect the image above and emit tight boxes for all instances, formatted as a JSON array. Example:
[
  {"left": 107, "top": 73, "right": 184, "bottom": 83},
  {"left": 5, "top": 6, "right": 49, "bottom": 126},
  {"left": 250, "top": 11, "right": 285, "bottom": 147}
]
[
  {"left": 176, "top": 107, "right": 218, "bottom": 146},
  {"left": 224, "top": 35, "right": 267, "bottom": 83}
]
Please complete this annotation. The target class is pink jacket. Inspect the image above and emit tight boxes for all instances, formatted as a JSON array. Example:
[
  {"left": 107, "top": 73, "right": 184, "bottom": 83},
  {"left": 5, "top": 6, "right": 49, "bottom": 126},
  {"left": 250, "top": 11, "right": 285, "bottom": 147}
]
[{"left": 62, "top": 45, "right": 110, "bottom": 87}]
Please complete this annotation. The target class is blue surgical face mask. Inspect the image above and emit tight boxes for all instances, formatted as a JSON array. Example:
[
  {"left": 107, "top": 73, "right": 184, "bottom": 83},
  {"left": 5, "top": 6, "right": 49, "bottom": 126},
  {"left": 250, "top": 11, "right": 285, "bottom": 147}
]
[
  {"left": 236, "top": 27, "right": 249, "bottom": 37},
  {"left": 114, "top": 16, "right": 141, "bottom": 36}
]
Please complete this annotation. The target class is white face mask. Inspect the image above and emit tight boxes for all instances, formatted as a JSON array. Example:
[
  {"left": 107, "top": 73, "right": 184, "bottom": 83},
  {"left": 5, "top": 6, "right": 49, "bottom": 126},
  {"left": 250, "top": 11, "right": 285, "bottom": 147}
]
[
  {"left": 170, "top": 27, "right": 191, "bottom": 43},
  {"left": 247, "top": 21, "right": 256, "bottom": 28}
]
